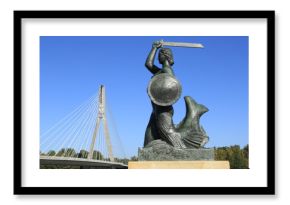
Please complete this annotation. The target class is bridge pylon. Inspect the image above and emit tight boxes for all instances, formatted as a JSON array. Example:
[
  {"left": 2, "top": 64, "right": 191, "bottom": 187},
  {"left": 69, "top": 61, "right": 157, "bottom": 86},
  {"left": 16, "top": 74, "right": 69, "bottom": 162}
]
[{"left": 88, "top": 85, "right": 114, "bottom": 161}]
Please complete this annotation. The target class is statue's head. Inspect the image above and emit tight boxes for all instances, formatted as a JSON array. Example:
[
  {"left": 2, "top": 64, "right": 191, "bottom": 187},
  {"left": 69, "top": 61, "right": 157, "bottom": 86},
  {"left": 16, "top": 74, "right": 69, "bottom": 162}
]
[{"left": 158, "top": 48, "right": 174, "bottom": 65}]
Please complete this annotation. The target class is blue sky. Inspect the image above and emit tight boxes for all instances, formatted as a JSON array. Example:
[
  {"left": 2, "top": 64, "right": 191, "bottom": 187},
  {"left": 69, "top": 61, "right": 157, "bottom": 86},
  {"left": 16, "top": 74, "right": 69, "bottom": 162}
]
[{"left": 40, "top": 36, "right": 248, "bottom": 157}]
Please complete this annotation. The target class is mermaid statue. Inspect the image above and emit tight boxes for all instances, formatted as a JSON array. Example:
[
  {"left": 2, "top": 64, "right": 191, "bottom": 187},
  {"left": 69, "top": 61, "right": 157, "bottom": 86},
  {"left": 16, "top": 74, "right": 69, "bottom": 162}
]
[{"left": 143, "top": 40, "right": 209, "bottom": 154}]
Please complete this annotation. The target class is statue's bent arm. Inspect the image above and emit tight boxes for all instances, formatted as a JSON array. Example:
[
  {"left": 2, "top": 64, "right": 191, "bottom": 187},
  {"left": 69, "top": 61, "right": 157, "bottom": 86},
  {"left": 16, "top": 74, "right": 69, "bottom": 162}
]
[{"left": 145, "top": 46, "right": 161, "bottom": 74}]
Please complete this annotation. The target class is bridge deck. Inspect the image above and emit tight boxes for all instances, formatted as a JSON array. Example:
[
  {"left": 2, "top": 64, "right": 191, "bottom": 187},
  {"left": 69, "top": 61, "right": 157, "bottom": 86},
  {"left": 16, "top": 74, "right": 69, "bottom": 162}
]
[{"left": 40, "top": 156, "right": 128, "bottom": 169}]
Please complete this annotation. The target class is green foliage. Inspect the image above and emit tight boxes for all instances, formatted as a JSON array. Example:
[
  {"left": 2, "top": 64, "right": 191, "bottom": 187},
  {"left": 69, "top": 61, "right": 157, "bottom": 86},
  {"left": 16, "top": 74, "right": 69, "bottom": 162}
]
[
  {"left": 78, "top": 149, "right": 89, "bottom": 158},
  {"left": 130, "top": 156, "right": 138, "bottom": 161},
  {"left": 47, "top": 150, "right": 56, "bottom": 156},
  {"left": 215, "top": 144, "right": 249, "bottom": 169},
  {"left": 40, "top": 145, "right": 250, "bottom": 170},
  {"left": 115, "top": 158, "right": 129, "bottom": 165},
  {"left": 92, "top": 150, "right": 104, "bottom": 160},
  {"left": 56, "top": 148, "right": 66, "bottom": 156},
  {"left": 64, "top": 148, "right": 77, "bottom": 157}
]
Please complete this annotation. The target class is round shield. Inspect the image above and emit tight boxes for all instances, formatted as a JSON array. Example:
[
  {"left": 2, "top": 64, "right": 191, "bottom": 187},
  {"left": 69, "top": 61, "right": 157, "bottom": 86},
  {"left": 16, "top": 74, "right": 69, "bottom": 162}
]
[{"left": 147, "top": 73, "right": 182, "bottom": 106}]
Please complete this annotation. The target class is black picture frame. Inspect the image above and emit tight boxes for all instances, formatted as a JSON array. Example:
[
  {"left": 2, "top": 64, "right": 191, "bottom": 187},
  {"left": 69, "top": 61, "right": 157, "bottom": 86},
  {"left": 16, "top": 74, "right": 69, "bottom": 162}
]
[{"left": 14, "top": 10, "right": 275, "bottom": 195}]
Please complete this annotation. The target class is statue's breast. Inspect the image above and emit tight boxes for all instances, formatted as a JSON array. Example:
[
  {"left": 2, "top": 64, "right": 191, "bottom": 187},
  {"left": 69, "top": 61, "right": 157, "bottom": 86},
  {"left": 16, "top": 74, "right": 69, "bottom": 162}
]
[{"left": 147, "top": 73, "right": 182, "bottom": 106}]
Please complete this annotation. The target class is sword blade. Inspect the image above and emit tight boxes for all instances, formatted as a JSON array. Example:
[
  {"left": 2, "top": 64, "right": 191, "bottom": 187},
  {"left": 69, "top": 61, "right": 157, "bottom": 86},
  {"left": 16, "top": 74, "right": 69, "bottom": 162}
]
[{"left": 161, "top": 41, "right": 204, "bottom": 48}]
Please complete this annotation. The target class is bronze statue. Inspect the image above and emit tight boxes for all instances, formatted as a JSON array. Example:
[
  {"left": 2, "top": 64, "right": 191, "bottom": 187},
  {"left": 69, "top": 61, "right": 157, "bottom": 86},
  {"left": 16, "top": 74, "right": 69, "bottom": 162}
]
[{"left": 144, "top": 40, "right": 209, "bottom": 150}]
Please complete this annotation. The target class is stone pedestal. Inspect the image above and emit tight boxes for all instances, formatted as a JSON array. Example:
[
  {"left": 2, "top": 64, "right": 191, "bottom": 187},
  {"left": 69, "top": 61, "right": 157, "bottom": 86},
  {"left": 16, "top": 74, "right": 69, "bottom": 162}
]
[
  {"left": 132, "top": 140, "right": 229, "bottom": 169},
  {"left": 138, "top": 140, "right": 214, "bottom": 161},
  {"left": 128, "top": 161, "right": 230, "bottom": 169}
]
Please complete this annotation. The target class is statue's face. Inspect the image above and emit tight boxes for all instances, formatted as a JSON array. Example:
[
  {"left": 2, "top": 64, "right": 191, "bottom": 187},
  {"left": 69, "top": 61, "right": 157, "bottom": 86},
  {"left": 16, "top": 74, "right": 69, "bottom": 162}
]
[{"left": 158, "top": 48, "right": 174, "bottom": 65}]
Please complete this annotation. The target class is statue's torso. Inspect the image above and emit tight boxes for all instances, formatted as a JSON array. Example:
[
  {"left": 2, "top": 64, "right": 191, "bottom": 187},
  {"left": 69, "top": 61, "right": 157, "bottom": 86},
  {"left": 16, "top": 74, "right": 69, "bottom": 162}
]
[{"left": 154, "top": 66, "right": 175, "bottom": 77}]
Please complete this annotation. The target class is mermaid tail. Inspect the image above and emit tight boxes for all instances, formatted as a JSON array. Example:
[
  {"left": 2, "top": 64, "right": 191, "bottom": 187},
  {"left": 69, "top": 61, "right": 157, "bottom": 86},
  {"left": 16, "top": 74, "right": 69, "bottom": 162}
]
[{"left": 176, "top": 96, "right": 209, "bottom": 148}]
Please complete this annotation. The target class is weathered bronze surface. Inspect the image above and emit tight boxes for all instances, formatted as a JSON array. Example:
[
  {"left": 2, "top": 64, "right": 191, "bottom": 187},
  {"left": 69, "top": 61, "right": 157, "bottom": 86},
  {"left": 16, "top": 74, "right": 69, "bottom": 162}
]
[
  {"left": 147, "top": 73, "right": 182, "bottom": 106},
  {"left": 139, "top": 140, "right": 214, "bottom": 161},
  {"left": 143, "top": 40, "right": 209, "bottom": 158}
]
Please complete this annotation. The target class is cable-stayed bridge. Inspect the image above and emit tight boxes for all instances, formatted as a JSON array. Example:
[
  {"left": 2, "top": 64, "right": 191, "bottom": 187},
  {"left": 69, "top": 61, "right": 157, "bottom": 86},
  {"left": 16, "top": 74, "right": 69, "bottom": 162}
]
[{"left": 40, "top": 85, "right": 128, "bottom": 169}]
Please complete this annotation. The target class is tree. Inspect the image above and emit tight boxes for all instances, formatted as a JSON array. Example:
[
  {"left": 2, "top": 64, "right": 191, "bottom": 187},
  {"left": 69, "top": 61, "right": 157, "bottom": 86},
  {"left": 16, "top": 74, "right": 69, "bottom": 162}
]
[
  {"left": 64, "top": 148, "right": 77, "bottom": 157},
  {"left": 77, "top": 149, "right": 89, "bottom": 158},
  {"left": 93, "top": 150, "right": 104, "bottom": 160},
  {"left": 115, "top": 158, "right": 129, "bottom": 165},
  {"left": 228, "top": 145, "right": 244, "bottom": 169},
  {"left": 242, "top": 144, "right": 249, "bottom": 169},
  {"left": 243, "top": 144, "right": 249, "bottom": 158},
  {"left": 47, "top": 150, "right": 56, "bottom": 156},
  {"left": 215, "top": 145, "right": 249, "bottom": 169},
  {"left": 130, "top": 156, "right": 138, "bottom": 161},
  {"left": 56, "top": 148, "right": 66, "bottom": 156}
]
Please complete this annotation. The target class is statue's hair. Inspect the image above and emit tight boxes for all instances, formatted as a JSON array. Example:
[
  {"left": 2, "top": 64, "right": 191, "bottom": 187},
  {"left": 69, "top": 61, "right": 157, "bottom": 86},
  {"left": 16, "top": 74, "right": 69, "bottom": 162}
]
[{"left": 158, "top": 48, "right": 174, "bottom": 65}]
